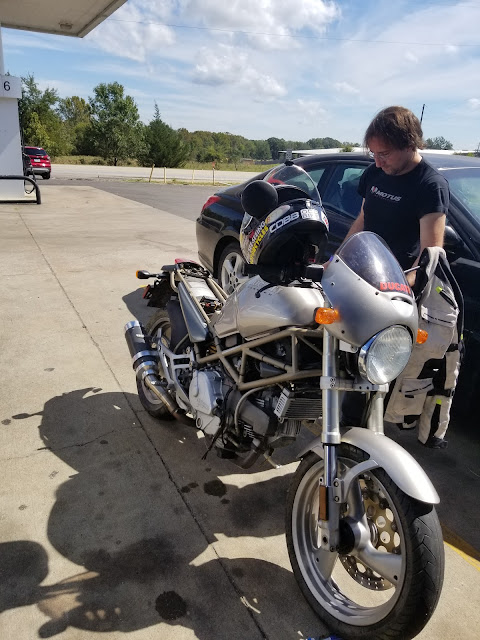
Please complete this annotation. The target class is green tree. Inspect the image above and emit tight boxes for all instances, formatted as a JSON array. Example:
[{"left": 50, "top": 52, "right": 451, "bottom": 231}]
[
  {"left": 307, "top": 136, "right": 342, "bottom": 149},
  {"left": 18, "top": 74, "right": 69, "bottom": 154},
  {"left": 57, "top": 96, "right": 90, "bottom": 125},
  {"left": 142, "top": 103, "right": 190, "bottom": 167},
  {"left": 23, "top": 112, "right": 53, "bottom": 150},
  {"left": 267, "top": 137, "right": 287, "bottom": 160},
  {"left": 88, "top": 82, "right": 145, "bottom": 165},
  {"left": 425, "top": 136, "right": 453, "bottom": 150},
  {"left": 57, "top": 96, "right": 91, "bottom": 155},
  {"left": 251, "top": 139, "right": 271, "bottom": 160}
]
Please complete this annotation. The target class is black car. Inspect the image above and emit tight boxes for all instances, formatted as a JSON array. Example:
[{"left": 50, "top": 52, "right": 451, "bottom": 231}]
[{"left": 196, "top": 151, "right": 480, "bottom": 412}]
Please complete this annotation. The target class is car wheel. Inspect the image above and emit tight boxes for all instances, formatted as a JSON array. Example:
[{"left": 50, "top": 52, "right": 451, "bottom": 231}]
[
  {"left": 42, "top": 172, "right": 51, "bottom": 180},
  {"left": 217, "top": 243, "right": 248, "bottom": 295}
]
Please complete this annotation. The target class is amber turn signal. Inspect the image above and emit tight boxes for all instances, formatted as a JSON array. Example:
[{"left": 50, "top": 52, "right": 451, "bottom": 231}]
[
  {"left": 416, "top": 329, "right": 428, "bottom": 344},
  {"left": 315, "top": 307, "right": 339, "bottom": 324}
]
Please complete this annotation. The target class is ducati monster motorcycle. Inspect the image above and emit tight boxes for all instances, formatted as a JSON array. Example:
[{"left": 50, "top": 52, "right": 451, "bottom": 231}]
[{"left": 124, "top": 164, "right": 444, "bottom": 640}]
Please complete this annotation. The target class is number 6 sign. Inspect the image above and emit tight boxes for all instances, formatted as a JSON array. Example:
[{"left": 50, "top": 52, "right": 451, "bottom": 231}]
[{"left": 0, "top": 75, "right": 22, "bottom": 99}]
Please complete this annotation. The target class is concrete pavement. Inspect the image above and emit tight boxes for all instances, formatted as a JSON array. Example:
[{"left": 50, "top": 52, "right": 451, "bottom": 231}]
[{"left": 0, "top": 185, "right": 479, "bottom": 640}]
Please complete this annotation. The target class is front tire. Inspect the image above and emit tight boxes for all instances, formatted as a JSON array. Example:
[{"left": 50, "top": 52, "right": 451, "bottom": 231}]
[
  {"left": 286, "top": 445, "right": 444, "bottom": 640},
  {"left": 136, "top": 310, "right": 174, "bottom": 419}
]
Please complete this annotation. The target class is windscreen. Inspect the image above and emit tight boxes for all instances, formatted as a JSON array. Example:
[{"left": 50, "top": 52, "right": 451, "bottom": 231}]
[
  {"left": 336, "top": 232, "right": 413, "bottom": 295},
  {"left": 264, "top": 164, "right": 320, "bottom": 202}
]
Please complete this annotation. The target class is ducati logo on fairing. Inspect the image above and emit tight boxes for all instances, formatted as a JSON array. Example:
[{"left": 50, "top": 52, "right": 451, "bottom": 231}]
[{"left": 380, "top": 281, "right": 412, "bottom": 295}]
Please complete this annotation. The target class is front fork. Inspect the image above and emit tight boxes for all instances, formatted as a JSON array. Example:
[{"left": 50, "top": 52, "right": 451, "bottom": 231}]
[{"left": 318, "top": 329, "right": 386, "bottom": 551}]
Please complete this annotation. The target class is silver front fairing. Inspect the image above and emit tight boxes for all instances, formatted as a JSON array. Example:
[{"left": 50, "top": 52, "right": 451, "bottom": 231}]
[
  {"left": 322, "top": 232, "right": 418, "bottom": 346},
  {"left": 214, "top": 276, "right": 325, "bottom": 339}
]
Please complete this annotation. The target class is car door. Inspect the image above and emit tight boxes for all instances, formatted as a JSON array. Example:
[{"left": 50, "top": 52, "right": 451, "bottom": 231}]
[{"left": 317, "top": 161, "right": 370, "bottom": 258}]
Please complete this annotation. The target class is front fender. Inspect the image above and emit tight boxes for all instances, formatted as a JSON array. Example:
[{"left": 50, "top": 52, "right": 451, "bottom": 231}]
[{"left": 300, "top": 427, "right": 439, "bottom": 504}]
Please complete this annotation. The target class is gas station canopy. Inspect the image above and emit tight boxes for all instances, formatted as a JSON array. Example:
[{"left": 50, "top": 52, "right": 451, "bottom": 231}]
[{"left": 0, "top": 0, "right": 127, "bottom": 38}]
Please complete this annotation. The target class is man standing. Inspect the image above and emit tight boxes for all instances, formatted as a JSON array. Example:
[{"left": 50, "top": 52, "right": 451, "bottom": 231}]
[
  {"left": 339, "top": 106, "right": 454, "bottom": 447},
  {"left": 345, "top": 105, "right": 449, "bottom": 282}
]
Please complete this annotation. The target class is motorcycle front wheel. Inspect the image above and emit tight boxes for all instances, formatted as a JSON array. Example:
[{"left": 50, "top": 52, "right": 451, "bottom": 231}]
[{"left": 286, "top": 444, "right": 444, "bottom": 640}]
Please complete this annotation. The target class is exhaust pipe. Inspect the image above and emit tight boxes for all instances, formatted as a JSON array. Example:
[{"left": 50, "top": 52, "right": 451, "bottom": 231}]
[{"left": 124, "top": 320, "right": 195, "bottom": 426}]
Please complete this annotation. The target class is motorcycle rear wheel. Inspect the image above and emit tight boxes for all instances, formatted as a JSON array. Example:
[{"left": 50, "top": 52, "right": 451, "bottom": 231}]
[
  {"left": 137, "top": 309, "right": 174, "bottom": 419},
  {"left": 286, "top": 444, "right": 444, "bottom": 640}
]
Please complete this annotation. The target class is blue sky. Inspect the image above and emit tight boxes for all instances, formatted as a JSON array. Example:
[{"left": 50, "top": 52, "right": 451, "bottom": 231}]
[{"left": 2, "top": 0, "right": 480, "bottom": 149}]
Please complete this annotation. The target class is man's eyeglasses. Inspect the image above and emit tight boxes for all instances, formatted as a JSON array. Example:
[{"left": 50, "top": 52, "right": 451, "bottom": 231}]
[{"left": 368, "top": 150, "right": 392, "bottom": 160}]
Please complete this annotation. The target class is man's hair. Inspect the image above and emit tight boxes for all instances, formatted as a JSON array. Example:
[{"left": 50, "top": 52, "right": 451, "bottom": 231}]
[{"left": 364, "top": 106, "right": 424, "bottom": 150}]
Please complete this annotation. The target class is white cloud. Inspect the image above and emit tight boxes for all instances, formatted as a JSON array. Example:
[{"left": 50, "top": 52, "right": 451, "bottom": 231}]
[
  {"left": 289, "top": 99, "right": 328, "bottom": 125},
  {"left": 467, "top": 98, "right": 480, "bottom": 110},
  {"left": 334, "top": 81, "right": 359, "bottom": 95},
  {"left": 192, "top": 45, "right": 285, "bottom": 99},
  {"left": 86, "top": 0, "right": 177, "bottom": 62},
  {"left": 36, "top": 78, "right": 89, "bottom": 96},
  {"left": 445, "top": 44, "right": 458, "bottom": 54},
  {"left": 186, "top": 0, "right": 340, "bottom": 39}
]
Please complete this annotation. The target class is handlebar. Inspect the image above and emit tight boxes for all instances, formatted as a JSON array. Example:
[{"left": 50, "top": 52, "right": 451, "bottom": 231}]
[{"left": 244, "top": 263, "right": 324, "bottom": 284}]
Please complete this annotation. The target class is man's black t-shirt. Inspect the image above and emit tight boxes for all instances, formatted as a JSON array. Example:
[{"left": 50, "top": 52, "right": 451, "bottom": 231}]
[{"left": 358, "top": 159, "right": 449, "bottom": 269}]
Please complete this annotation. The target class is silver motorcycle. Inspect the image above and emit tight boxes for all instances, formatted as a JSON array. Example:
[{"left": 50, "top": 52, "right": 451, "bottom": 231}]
[{"left": 125, "top": 164, "right": 444, "bottom": 640}]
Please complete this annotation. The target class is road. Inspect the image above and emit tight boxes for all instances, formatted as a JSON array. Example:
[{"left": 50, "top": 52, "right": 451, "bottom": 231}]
[
  {"left": 45, "top": 178, "right": 218, "bottom": 222},
  {"left": 50, "top": 163, "right": 258, "bottom": 186}
]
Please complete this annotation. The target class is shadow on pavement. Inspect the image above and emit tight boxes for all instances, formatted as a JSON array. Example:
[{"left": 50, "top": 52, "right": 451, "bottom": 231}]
[
  {"left": 122, "top": 287, "right": 156, "bottom": 325},
  {"left": 2, "top": 387, "right": 323, "bottom": 639}
]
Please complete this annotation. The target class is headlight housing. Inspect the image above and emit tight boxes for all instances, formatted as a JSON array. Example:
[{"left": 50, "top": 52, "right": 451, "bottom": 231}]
[{"left": 358, "top": 325, "right": 412, "bottom": 385}]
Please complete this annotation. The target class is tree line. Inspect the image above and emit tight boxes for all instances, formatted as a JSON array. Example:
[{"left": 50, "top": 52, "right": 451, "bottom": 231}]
[
  {"left": 17, "top": 75, "right": 350, "bottom": 167},
  {"left": 17, "top": 75, "right": 454, "bottom": 167}
]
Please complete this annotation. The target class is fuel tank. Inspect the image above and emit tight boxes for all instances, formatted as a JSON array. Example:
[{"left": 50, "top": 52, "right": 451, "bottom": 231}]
[{"left": 213, "top": 276, "right": 325, "bottom": 339}]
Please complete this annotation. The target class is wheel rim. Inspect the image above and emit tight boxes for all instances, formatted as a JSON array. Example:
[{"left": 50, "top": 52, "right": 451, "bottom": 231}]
[
  {"left": 220, "top": 250, "right": 248, "bottom": 294},
  {"left": 291, "top": 457, "right": 406, "bottom": 626}
]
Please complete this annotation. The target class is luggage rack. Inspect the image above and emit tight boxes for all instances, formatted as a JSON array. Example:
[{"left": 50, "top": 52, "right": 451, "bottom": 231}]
[{"left": 0, "top": 175, "right": 41, "bottom": 204}]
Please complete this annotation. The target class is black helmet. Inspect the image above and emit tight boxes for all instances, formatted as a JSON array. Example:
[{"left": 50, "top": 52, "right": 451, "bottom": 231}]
[{"left": 240, "top": 164, "right": 329, "bottom": 267}]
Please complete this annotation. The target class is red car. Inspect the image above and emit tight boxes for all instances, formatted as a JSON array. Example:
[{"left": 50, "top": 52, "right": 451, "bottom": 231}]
[{"left": 23, "top": 146, "right": 51, "bottom": 179}]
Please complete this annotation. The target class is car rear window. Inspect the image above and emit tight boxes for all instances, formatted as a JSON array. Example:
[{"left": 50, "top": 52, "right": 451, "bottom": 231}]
[{"left": 25, "top": 148, "right": 47, "bottom": 157}]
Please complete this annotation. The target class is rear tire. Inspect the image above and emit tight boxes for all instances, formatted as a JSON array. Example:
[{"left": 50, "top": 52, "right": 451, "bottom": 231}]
[
  {"left": 286, "top": 445, "right": 444, "bottom": 640},
  {"left": 136, "top": 310, "right": 174, "bottom": 419},
  {"left": 42, "top": 172, "right": 51, "bottom": 180}
]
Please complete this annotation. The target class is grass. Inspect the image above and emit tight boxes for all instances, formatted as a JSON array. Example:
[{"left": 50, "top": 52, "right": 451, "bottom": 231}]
[{"left": 51, "top": 156, "right": 276, "bottom": 172}]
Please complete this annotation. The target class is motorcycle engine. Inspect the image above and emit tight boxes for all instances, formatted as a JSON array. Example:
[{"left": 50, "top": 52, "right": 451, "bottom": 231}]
[{"left": 188, "top": 369, "right": 224, "bottom": 434}]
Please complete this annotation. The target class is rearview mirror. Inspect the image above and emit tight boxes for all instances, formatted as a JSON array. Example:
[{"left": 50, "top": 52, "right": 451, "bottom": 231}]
[{"left": 444, "top": 225, "right": 464, "bottom": 255}]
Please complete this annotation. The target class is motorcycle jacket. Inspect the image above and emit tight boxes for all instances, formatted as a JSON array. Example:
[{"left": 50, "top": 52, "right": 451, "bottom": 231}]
[{"left": 384, "top": 246, "right": 464, "bottom": 444}]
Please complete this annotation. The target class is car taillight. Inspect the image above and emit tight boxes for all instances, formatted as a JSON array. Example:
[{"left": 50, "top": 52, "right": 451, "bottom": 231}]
[{"left": 201, "top": 195, "right": 220, "bottom": 212}]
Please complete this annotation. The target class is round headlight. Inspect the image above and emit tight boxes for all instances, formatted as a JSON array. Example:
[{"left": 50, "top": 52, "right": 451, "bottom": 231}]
[{"left": 358, "top": 326, "right": 412, "bottom": 385}]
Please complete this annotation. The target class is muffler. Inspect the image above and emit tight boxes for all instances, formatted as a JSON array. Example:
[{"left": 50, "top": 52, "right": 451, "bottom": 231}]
[{"left": 124, "top": 320, "right": 195, "bottom": 426}]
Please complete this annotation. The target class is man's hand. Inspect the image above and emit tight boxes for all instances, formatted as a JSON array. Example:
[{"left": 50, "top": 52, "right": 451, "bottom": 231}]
[{"left": 406, "top": 270, "right": 417, "bottom": 287}]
